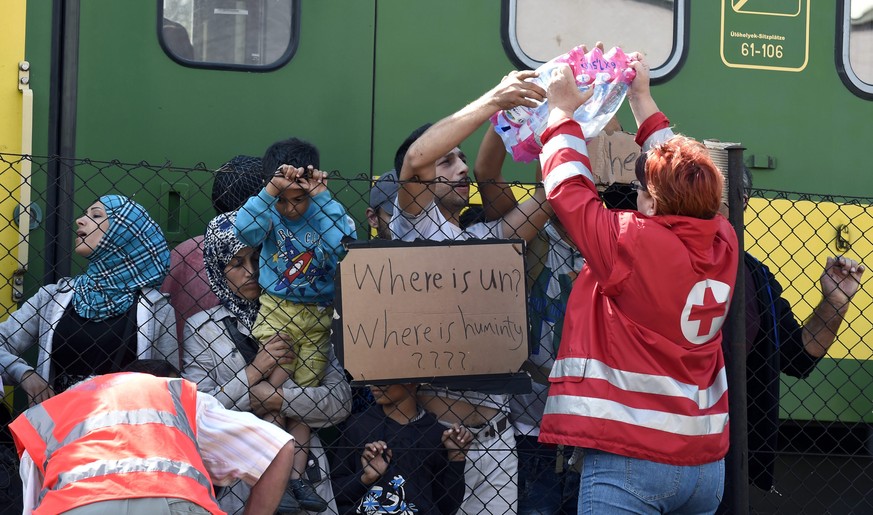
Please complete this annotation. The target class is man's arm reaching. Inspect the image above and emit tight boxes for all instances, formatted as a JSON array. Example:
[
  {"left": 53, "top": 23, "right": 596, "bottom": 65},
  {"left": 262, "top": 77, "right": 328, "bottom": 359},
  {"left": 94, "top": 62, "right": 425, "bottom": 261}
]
[{"left": 398, "top": 71, "right": 546, "bottom": 217}]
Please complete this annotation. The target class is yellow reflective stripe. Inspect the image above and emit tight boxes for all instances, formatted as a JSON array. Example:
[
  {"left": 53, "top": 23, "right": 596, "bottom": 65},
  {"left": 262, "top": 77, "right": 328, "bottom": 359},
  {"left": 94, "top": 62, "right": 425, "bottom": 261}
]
[{"left": 550, "top": 357, "right": 727, "bottom": 410}]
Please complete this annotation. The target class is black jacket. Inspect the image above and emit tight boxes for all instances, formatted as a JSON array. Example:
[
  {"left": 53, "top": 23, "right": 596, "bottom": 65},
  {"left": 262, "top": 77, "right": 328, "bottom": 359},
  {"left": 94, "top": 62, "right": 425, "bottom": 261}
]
[
  {"left": 330, "top": 405, "right": 466, "bottom": 514},
  {"left": 726, "top": 252, "right": 820, "bottom": 490}
]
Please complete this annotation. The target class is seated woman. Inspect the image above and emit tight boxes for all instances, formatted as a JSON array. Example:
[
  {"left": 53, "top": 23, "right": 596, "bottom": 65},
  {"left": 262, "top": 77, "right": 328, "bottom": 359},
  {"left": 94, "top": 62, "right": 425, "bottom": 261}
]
[
  {"left": 183, "top": 211, "right": 351, "bottom": 515},
  {"left": 0, "top": 194, "right": 177, "bottom": 401}
]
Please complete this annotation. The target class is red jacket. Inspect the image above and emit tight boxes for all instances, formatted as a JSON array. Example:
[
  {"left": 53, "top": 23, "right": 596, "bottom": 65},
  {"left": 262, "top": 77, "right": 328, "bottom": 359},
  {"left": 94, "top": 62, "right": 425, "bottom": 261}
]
[
  {"left": 537, "top": 116, "right": 738, "bottom": 465},
  {"left": 10, "top": 373, "right": 223, "bottom": 514}
]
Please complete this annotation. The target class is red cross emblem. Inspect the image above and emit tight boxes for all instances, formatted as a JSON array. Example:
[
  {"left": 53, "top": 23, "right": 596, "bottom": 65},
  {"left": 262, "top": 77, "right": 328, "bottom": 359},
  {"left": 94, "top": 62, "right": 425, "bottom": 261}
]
[{"left": 680, "top": 280, "right": 731, "bottom": 344}]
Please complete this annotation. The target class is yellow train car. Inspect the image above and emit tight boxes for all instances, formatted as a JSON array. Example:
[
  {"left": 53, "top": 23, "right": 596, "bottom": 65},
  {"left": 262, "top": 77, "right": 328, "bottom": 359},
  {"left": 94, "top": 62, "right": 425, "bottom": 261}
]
[{"left": 0, "top": 0, "right": 30, "bottom": 408}]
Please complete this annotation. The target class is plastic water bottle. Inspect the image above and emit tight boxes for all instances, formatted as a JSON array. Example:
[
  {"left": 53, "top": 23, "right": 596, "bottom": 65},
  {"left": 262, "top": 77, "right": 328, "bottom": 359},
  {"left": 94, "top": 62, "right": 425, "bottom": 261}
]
[
  {"left": 574, "top": 47, "right": 634, "bottom": 137},
  {"left": 491, "top": 45, "right": 636, "bottom": 163}
]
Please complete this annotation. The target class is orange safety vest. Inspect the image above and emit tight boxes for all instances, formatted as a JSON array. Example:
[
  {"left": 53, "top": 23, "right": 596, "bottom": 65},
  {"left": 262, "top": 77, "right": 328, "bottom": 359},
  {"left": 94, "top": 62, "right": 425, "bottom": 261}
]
[{"left": 9, "top": 373, "right": 224, "bottom": 515}]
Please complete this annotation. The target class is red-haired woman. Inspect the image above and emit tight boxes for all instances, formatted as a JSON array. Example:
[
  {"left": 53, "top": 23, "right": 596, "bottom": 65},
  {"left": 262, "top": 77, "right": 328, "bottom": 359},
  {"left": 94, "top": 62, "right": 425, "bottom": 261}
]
[{"left": 537, "top": 56, "right": 738, "bottom": 514}]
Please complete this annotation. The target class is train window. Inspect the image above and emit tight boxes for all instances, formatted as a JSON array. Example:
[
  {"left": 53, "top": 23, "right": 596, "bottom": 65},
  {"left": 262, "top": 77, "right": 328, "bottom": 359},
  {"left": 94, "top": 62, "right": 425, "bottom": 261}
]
[
  {"left": 839, "top": 0, "right": 873, "bottom": 97},
  {"left": 501, "top": 0, "right": 687, "bottom": 82},
  {"left": 160, "top": 0, "right": 299, "bottom": 71}
]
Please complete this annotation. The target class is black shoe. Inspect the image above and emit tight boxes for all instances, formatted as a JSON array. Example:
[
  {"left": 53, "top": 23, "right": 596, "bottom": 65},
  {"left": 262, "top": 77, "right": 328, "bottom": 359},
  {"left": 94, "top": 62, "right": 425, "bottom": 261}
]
[
  {"left": 277, "top": 485, "right": 301, "bottom": 514},
  {"left": 290, "top": 478, "right": 328, "bottom": 513}
]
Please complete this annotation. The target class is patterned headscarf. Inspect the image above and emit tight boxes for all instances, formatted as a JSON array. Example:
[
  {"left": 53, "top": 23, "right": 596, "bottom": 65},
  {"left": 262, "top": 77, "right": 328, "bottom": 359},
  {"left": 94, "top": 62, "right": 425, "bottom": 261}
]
[
  {"left": 203, "top": 211, "right": 260, "bottom": 328},
  {"left": 72, "top": 195, "right": 170, "bottom": 321}
]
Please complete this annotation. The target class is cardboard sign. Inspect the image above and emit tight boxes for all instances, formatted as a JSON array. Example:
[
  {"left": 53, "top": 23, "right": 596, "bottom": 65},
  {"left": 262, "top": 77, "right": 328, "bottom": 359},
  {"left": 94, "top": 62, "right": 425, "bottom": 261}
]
[
  {"left": 587, "top": 130, "right": 641, "bottom": 188},
  {"left": 335, "top": 240, "right": 529, "bottom": 384}
]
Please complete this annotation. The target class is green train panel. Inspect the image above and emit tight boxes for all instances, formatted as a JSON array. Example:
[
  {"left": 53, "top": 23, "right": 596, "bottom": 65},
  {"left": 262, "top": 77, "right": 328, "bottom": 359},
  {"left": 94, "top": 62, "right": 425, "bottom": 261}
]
[{"left": 3, "top": 0, "right": 872, "bottom": 424}]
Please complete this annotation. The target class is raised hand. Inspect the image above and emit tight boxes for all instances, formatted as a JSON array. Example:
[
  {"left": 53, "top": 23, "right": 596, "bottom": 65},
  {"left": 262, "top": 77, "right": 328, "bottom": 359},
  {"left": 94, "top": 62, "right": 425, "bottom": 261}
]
[
  {"left": 266, "top": 165, "right": 302, "bottom": 197},
  {"left": 441, "top": 424, "right": 473, "bottom": 461},
  {"left": 360, "top": 441, "right": 392, "bottom": 485},
  {"left": 821, "top": 256, "right": 865, "bottom": 308},
  {"left": 624, "top": 50, "right": 661, "bottom": 127},
  {"left": 626, "top": 51, "right": 652, "bottom": 100},
  {"left": 299, "top": 166, "right": 329, "bottom": 197},
  {"left": 546, "top": 64, "right": 593, "bottom": 117},
  {"left": 578, "top": 41, "right": 605, "bottom": 55},
  {"left": 487, "top": 70, "right": 547, "bottom": 111}
]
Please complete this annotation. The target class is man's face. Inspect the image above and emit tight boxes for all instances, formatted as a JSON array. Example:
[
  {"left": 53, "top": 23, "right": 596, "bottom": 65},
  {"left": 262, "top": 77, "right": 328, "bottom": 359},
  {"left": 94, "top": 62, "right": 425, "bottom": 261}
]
[
  {"left": 366, "top": 206, "right": 393, "bottom": 240},
  {"left": 275, "top": 184, "right": 310, "bottom": 221},
  {"left": 432, "top": 148, "right": 470, "bottom": 213}
]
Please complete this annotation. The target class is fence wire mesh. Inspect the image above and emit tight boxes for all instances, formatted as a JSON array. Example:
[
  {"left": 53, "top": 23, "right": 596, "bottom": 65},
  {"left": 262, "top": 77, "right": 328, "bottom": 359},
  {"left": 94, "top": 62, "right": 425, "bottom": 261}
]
[{"left": 0, "top": 154, "right": 871, "bottom": 514}]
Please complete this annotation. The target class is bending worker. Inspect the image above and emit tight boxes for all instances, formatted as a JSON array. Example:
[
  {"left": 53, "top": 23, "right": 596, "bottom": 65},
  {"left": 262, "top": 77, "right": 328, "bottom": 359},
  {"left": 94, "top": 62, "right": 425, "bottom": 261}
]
[{"left": 9, "top": 360, "right": 294, "bottom": 515}]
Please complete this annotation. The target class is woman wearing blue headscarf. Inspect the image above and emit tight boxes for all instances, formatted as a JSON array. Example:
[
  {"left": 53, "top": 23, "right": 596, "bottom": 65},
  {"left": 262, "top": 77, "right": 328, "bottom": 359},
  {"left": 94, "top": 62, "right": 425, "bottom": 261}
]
[{"left": 0, "top": 195, "right": 177, "bottom": 402}]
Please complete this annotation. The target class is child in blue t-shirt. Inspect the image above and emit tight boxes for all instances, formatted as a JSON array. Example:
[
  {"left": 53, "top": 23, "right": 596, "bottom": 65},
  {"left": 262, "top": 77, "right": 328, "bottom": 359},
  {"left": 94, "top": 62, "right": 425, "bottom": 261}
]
[{"left": 235, "top": 153, "right": 356, "bottom": 511}]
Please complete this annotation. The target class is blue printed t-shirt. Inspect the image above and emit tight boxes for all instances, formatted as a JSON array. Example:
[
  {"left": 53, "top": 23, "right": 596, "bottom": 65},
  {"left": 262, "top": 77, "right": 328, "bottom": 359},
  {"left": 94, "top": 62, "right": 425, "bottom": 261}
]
[{"left": 235, "top": 188, "right": 357, "bottom": 305}]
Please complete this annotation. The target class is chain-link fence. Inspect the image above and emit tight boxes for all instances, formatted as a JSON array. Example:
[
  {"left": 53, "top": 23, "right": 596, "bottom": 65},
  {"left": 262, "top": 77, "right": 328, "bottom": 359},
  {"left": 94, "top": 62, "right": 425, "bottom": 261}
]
[
  {"left": 0, "top": 153, "right": 871, "bottom": 514},
  {"left": 738, "top": 189, "right": 873, "bottom": 514}
]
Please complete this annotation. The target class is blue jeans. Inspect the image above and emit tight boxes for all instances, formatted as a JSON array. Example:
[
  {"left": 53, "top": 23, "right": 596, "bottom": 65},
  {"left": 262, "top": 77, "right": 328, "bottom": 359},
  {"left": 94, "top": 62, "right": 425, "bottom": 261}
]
[
  {"left": 578, "top": 449, "right": 724, "bottom": 515},
  {"left": 517, "top": 436, "right": 580, "bottom": 515}
]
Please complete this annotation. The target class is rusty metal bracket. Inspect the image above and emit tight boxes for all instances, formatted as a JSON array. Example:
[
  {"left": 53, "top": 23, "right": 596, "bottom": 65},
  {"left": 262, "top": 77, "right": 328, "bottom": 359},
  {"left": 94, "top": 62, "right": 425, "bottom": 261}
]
[{"left": 836, "top": 224, "right": 852, "bottom": 252}]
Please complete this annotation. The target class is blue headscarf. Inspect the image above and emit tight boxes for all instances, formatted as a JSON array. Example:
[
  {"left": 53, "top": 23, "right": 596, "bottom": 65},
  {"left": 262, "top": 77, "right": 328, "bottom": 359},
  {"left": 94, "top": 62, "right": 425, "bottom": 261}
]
[{"left": 72, "top": 195, "right": 170, "bottom": 321}]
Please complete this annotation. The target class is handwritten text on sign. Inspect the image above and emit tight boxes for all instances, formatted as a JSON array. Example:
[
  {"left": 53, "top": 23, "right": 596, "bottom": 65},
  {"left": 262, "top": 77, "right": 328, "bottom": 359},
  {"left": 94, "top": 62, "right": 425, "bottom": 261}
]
[{"left": 338, "top": 242, "right": 529, "bottom": 382}]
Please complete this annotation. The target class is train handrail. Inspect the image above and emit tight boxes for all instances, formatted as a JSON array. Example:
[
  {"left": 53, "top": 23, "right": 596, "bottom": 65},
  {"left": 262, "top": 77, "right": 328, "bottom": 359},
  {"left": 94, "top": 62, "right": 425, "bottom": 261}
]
[{"left": 14, "top": 60, "right": 32, "bottom": 302}]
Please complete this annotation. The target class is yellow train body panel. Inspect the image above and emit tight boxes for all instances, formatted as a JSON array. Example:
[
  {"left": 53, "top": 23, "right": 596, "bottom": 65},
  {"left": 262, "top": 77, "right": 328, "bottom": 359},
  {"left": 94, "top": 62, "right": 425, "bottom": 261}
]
[
  {"left": 746, "top": 197, "right": 872, "bottom": 360},
  {"left": 0, "top": 0, "right": 26, "bottom": 407}
]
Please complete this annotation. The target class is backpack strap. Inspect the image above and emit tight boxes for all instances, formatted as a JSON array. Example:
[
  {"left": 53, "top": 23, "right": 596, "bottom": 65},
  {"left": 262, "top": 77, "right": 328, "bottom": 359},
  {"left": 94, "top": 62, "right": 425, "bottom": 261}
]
[{"left": 221, "top": 317, "right": 259, "bottom": 365}]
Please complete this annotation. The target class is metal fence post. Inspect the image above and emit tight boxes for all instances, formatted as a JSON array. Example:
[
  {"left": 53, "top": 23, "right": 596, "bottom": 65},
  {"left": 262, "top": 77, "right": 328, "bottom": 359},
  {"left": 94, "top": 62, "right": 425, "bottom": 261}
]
[{"left": 725, "top": 145, "right": 749, "bottom": 512}]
